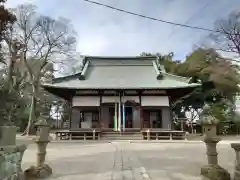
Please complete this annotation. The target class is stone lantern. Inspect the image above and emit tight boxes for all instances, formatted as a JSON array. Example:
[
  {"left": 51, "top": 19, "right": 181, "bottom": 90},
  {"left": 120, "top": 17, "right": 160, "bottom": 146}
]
[
  {"left": 24, "top": 113, "right": 52, "bottom": 179},
  {"left": 200, "top": 104, "right": 218, "bottom": 138},
  {"left": 199, "top": 104, "right": 230, "bottom": 180},
  {"left": 35, "top": 117, "right": 50, "bottom": 143}
]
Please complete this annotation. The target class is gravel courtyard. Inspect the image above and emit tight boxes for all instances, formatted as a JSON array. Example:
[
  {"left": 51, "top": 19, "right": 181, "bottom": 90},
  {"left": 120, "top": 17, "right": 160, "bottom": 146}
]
[{"left": 21, "top": 141, "right": 236, "bottom": 180}]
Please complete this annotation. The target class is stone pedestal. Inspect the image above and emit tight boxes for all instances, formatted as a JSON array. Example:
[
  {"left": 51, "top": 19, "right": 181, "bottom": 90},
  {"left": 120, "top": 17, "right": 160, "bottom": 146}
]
[
  {"left": 0, "top": 125, "right": 26, "bottom": 180},
  {"left": 0, "top": 126, "right": 17, "bottom": 146},
  {"left": 0, "top": 144, "right": 27, "bottom": 180},
  {"left": 24, "top": 117, "right": 52, "bottom": 179},
  {"left": 36, "top": 141, "right": 48, "bottom": 167},
  {"left": 201, "top": 136, "right": 230, "bottom": 180},
  {"left": 231, "top": 143, "right": 240, "bottom": 180},
  {"left": 204, "top": 136, "right": 220, "bottom": 165},
  {"left": 24, "top": 140, "right": 52, "bottom": 179}
]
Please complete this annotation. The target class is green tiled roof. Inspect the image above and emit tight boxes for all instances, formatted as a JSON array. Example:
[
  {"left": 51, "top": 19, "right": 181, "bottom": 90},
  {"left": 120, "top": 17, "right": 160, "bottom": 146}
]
[{"left": 42, "top": 56, "right": 200, "bottom": 90}]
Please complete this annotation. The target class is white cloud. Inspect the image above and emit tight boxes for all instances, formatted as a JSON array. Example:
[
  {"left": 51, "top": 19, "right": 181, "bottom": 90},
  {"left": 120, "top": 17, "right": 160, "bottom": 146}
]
[
  {"left": 5, "top": 0, "right": 240, "bottom": 59},
  {"left": 6, "top": 0, "right": 37, "bottom": 7},
  {"left": 78, "top": 35, "right": 110, "bottom": 56}
]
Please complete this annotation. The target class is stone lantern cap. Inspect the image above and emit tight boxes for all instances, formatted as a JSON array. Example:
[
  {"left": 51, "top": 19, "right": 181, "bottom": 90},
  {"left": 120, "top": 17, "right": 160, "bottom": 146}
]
[
  {"left": 201, "top": 116, "right": 218, "bottom": 125},
  {"left": 200, "top": 104, "right": 219, "bottom": 125},
  {"left": 35, "top": 114, "right": 49, "bottom": 127}
]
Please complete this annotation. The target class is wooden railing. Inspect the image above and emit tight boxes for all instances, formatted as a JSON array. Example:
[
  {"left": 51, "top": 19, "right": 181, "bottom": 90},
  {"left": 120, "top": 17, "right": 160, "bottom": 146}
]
[
  {"left": 53, "top": 128, "right": 101, "bottom": 140},
  {"left": 141, "top": 128, "right": 186, "bottom": 140},
  {"left": 52, "top": 128, "right": 186, "bottom": 140}
]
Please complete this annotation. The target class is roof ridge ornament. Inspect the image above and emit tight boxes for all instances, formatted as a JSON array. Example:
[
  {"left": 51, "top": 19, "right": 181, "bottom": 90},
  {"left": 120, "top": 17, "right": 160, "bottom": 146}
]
[
  {"left": 152, "top": 60, "right": 163, "bottom": 80},
  {"left": 79, "top": 60, "right": 90, "bottom": 80}
]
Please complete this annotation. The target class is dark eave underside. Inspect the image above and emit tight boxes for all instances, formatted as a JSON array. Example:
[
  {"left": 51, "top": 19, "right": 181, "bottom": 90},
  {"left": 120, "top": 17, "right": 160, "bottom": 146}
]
[{"left": 43, "top": 86, "right": 199, "bottom": 102}]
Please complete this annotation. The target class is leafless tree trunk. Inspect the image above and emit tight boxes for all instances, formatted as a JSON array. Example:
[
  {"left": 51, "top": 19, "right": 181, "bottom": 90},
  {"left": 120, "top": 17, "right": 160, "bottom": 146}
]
[{"left": 25, "top": 91, "right": 37, "bottom": 135}]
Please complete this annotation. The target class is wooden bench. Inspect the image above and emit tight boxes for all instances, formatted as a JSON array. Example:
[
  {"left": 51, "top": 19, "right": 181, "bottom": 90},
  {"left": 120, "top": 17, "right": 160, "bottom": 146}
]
[
  {"left": 141, "top": 129, "right": 186, "bottom": 140},
  {"left": 69, "top": 129, "right": 101, "bottom": 140},
  {"left": 53, "top": 129, "right": 101, "bottom": 140},
  {"left": 54, "top": 130, "right": 71, "bottom": 140}
]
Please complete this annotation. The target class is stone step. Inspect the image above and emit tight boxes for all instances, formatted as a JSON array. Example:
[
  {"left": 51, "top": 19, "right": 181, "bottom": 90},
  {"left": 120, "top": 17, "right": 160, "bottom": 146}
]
[
  {"left": 101, "top": 136, "right": 143, "bottom": 140},
  {"left": 101, "top": 132, "right": 143, "bottom": 140}
]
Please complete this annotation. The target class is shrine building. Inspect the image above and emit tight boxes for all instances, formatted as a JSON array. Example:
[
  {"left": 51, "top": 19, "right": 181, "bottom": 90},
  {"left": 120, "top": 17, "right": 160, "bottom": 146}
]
[{"left": 42, "top": 56, "right": 201, "bottom": 139}]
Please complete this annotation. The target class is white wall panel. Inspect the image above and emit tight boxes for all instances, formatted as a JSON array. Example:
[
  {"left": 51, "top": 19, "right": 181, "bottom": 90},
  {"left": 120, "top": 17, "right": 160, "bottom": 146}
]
[
  {"left": 102, "top": 96, "right": 120, "bottom": 103},
  {"left": 72, "top": 96, "right": 100, "bottom": 106},
  {"left": 141, "top": 96, "right": 169, "bottom": 106}
]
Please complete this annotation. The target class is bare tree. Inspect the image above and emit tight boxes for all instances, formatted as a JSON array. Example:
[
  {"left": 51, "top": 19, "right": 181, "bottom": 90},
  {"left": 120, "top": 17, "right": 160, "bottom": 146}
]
[
  {"left": 210, "top": 11, "right": 240, "bottom": 56},
  {"left": 10, "top": 4, "right": 77, "bottom": 135}
]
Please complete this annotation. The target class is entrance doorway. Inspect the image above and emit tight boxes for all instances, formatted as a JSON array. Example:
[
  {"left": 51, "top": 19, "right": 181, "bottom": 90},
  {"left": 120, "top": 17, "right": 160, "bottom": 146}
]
[
  {"left": 142, "top": 109, "right": 162, "bottom": 128},
  {"left": 106, "top": 103, "right": 135, "bottom": 131},
  {"left": 109, "top": 106, "right": 115, "bottom": 128},
  {"left": 124, "top": 106, "right": 133, "bottom": 128},
  {"left": 81, "top": 112, "right": 92, "bottom": 128},
  {"left": 150, "top": 110, "right": 162, "bottom": 128}
]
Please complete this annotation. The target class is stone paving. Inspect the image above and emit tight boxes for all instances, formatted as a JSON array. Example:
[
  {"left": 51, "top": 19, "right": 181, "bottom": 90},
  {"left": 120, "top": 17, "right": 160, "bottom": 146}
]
[{"left": 21, "top": 141, "right": 236, "bottom": 180}]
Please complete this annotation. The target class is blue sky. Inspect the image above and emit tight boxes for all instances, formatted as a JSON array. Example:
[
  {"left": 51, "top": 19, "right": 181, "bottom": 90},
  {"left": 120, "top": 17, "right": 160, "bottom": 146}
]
[{"left": 6, "top": 0, "right": 240, "bottom": 60}]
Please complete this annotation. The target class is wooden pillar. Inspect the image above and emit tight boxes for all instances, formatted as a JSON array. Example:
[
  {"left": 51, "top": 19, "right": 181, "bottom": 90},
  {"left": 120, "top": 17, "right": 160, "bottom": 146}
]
[
  {"left": 99, "top": 94, "right": 102, "bottom": 129},
  {"left": 139, "top": 94, "right": 143, "bottom": 129},
  {"left": 148, "top": 111, "right": 151, "bottom": 128},
  {"left": 168, "top": 95, "right": 173, "bottom": 130},
  {"left": 69, "top": 97, "right": 73, "bottom": 129},
  {"left": 122, "top": 102, "right": 126, "bottom": 131},
  {"left": 140, "top": 107, "right": 143, "bottom": 129},
  {"left": 98, "top": 106, "right": 101, "bottom": 129},
  {"left": 119, "top": 91, "right": 122, "bottom": 132}
]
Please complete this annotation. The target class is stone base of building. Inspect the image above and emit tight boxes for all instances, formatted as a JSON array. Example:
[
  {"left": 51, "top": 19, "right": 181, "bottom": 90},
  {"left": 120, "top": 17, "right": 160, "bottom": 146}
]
[
  {"left": 201, "top": 164, "right": 230, "bottom": 180},
  {"left": 24, "top": 164, "right": 52, "bottom": 179}
]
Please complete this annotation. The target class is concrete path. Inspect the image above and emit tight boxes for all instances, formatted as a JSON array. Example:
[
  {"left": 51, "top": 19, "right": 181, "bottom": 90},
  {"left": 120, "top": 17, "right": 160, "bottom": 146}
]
[{"left": 21, "top": 141, "right": 236, "bottom": 180}]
